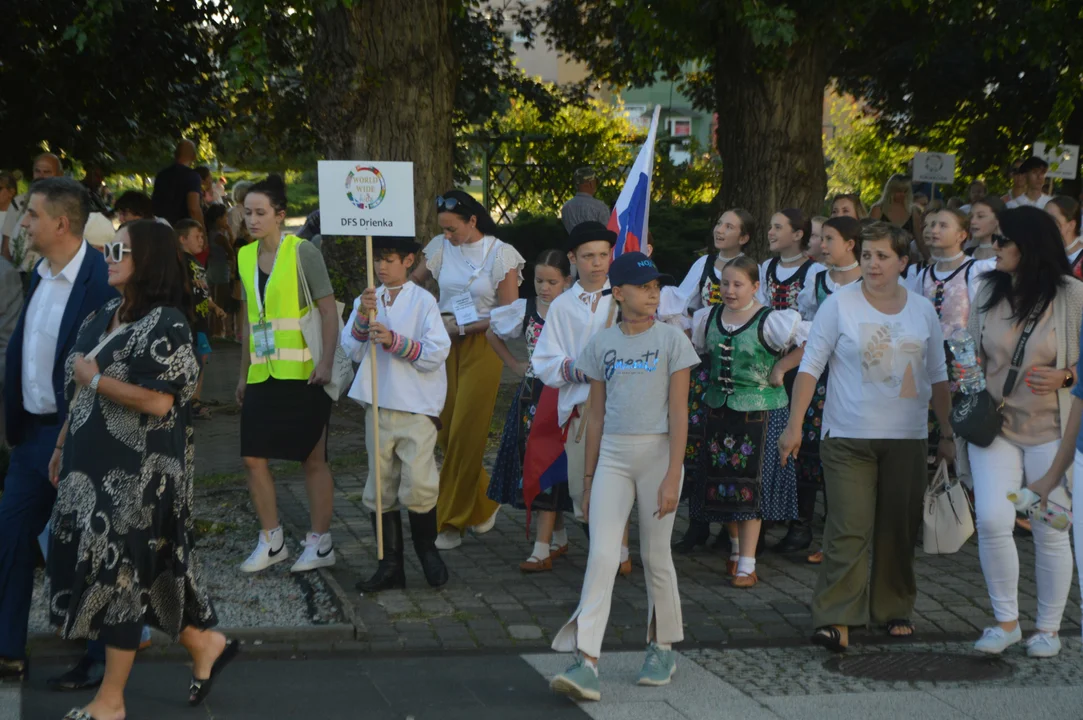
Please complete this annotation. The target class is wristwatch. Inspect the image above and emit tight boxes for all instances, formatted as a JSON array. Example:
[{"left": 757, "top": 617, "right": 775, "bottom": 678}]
[
  {"left": 1063, "top": 371, "right": 1075, "bottom": 389},
  {"left": 89, "top": 373, "right": 102, "bottom": 393}
]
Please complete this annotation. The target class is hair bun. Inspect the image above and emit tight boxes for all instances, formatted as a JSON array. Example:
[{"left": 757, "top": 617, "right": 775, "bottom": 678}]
[{"left": 265, "top": 174, "right": 287, "bottom": 192}]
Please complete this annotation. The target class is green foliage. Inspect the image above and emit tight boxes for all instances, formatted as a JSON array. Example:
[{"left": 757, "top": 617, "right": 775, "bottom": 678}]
[
  {"left": 824, "top": 94, "right": 917, "bottom": 210},
  {"left": 1, "top": 0, "right": 225, "bottom": 171}
]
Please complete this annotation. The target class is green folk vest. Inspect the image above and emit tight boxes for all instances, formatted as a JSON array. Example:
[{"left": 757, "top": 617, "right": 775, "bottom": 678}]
[
  {"left": 704, "top": 306, "right": 787, "bottom": 412},
  {"left": 238, "top": 234, "right": 314, "bottom": 383}
]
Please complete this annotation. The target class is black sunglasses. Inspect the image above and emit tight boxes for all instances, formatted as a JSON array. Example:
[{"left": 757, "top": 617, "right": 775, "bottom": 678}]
[
  {"left": 436, "top": 195, "right": 460, "bottom": 212},
  {"left": 992, "top": 234, "right": 1013, "bottom": 247}
]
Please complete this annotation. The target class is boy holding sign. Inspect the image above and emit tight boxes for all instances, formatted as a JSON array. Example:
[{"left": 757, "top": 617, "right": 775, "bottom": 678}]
[{"left": 340, "top": 237, "right": 453, "bottom": 591}]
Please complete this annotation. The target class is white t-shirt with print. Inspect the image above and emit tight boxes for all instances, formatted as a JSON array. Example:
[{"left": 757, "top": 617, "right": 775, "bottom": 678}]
[{"left": 798, "top": 282, "right": 948, "bottom": 440}]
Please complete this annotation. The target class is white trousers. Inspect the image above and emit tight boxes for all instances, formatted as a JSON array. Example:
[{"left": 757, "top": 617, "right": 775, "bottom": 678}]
[
  {"left": 552, "top": 434, "right": 683, "bottom": 658},
  {"left": 363, "top": 406, "right": 440, "bottom": 514},
  {"left": 969, "top": 435, "right": 1074, "bottom": 631},
  {"left": 1073, "top": 451, "right": 1083, "bottom": 638},
  {"left": 565, "top": 412, "right": 586, "bottom": 519}
]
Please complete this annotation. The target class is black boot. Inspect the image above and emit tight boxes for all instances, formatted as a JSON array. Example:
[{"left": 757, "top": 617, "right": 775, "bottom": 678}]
[
  {"left": 408, "top": 509, "right": 448, "bottom": 588},
  {"left": 773, "top": 520, "right": 813, "bottom": 553},
  {"left": 356, "top": 512, "right": 405, "bottom": 593},
  {"left": 673, "top": 520, "right": 711, "bottom": 553}
]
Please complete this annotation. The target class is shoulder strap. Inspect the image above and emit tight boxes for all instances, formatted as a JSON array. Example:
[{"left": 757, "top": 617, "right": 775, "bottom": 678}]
[
  {"left": 699, "top": 253, "right": 716, "bottom": 293},
  {"left": 522, "top": 296, "right": 536, "bottom": 334},
  {"left": 766, "top": 256, "right": 780, "bottom": 282},
  {"left": 794, "top": 258, "right": 815, "bottom": 285},
  {"left": 816, "top": 270, "right": 829, "bottom": 297},
  {"left": 1002, "top": 308, "right": 1043, "bottom": 399}
]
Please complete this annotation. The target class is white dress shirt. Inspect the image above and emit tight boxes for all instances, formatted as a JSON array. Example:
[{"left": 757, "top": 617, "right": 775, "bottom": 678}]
[
  {"left": 530, "top": 280, "right": 616, "bottom": 427},
  {"left": 21, "top": 242, "right": 88, "bottom": 414}
]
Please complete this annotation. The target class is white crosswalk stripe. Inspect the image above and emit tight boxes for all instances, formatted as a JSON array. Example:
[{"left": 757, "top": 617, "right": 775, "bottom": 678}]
[{"left": 0, "top": 686, "right": 20, "bottom": 720}]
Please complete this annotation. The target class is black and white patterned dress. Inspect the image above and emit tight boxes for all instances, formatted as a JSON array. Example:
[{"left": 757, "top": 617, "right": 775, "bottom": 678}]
[{"left": 47, "top": 299, "right": 218, "bottom": 647}]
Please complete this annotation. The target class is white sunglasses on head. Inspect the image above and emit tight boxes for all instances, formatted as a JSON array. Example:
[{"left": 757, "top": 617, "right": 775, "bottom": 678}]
[{"left": 103, "top": 241, "right": 132, "bottom": 263}]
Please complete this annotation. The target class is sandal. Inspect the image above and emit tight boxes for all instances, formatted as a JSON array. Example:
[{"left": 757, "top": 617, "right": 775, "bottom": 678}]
[
  {"left": 810, "top": 625, "right": 847, "bottom": 653},
  {"left": 519, "top": 555, "right": 553, "bottom": 573},
  {"left": 886, "top": 619, "right": 914, "bottom": 638},
  {"left": 550, "top": 543, "right": 569, "bottom": 559},
  {"left": 188, "top": 639, "right": 240, "bottom": 706},
  {"left": 807, "top": 550, "right": 824, "bottom": 565},
  {"left": 192, "top": 401, "right": 213, "bottom": 419},
  {"left": 62, "top": 711, "right": 96, "bottom": 720}
]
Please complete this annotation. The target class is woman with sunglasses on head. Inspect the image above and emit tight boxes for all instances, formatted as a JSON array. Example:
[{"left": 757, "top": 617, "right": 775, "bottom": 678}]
[
  {"left": 411, "top": 190, "right": 525, "bottom": 549},
  {"left": 48, "top": 221, "right": 237, "bottom": 720},
  {"left": 965, "top": 207, "right": 1083, "bottom": 659},
  {"left": 1045, "top": 196, "right": 1083, "bottom": 280}
]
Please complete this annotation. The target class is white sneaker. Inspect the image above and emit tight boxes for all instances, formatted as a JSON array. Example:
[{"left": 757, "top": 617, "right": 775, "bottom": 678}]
[
  {"left": 435, "top": 529, "right": 463, "bottom": 550},
  {"left": 240, "top": 529, "right": 289, "bottom": 573},
  {"left": 290, "top": 532, "right": 335, "bottom": 572},
  {"left": 1025, "top": 631, "right": 1061, "bottom": 658},
  {"left": 974, "top": 625, "right": 1022, "bottom": 655},
  {"left": 470, "top": 506, "right": 500, "bottom": 535}
]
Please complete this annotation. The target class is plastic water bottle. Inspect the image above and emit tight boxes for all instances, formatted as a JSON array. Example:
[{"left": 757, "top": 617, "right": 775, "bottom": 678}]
[
  {"left": 1007, "top": 488, "right": 1073, "bottom": 531},
  {"left": 947, "top": 329, "right": 985, "bottom": 393}
]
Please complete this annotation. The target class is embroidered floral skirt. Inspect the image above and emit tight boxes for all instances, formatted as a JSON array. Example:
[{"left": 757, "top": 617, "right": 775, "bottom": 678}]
[
  {"left": 486, "top": 376, "right": 571, "bottom": 513},
  {"left": 691, "top": 407, "right": 798, "bottom": 523},
  {"left": 795, "top": 369, "right": 828, "bottom": 491}
]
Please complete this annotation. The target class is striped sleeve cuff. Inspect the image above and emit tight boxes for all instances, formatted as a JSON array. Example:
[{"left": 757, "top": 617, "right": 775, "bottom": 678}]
[
  {"left": 351, "top": 312, "right": 370, "bottom": 341},
  {"left": 560, "top": 357, "right": 589, "bottom": 384},
  {"left": 388, "top": 331, "right": 423, "bottom": 363}
]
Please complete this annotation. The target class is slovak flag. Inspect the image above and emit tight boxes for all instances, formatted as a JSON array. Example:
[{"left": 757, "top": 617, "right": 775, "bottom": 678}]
[{"left": 608, "top": 104, "right": 662, "bottom": 257}]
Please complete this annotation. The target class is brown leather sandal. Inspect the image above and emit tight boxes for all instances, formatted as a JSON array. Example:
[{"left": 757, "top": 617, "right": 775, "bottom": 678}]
[{"left": 519, "top": 555, "right": 553, "bottom": 573}]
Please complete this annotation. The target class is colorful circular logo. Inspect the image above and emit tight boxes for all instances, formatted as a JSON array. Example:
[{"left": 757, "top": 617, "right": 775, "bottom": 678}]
[{"left": 344, "top": 165, "right": 386, "bottom": 210}]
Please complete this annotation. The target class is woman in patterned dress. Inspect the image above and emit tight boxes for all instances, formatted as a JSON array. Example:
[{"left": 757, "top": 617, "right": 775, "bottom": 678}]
[
  {"left": 486, "top": 249, "right": 573, "bottom": 571},
  {"left": 691, "top": 257, "right": 809, "bottom": 588},
  {"left": 48, "top": 221, "right": 237, "bottom": 720},
  {"left": 795, "top": 216, "right": 864, "bottom": 565},
  {"left": 659, "top": 209, "right": 756, "bottom": 555}
]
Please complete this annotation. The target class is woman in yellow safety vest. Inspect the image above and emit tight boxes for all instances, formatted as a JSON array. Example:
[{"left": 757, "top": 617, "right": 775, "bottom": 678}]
[{"left": 235, "top": 174, "right": 341, "bottom": 575}]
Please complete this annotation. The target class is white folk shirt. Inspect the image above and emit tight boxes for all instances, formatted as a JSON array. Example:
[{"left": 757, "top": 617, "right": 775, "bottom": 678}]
[
  {"left": 531, "top": 280, "right": 615, "bottom": 427},
  {"left": 340, "top": 282, "right": 451, "bottom": 418},
  {"left": 1006, "top": 193, "right": 1052, "bottom": 209},
  {"left": 22, "top": 241, "right": 88, "bottom": 414},
  {"left": 422, "top": 235, "right": 525, "bottom": 320}
]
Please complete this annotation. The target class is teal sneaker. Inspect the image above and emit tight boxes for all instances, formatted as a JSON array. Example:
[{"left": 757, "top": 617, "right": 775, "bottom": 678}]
[
  {"left": 636, "top": 643, "right": 676, "bottom": 686},
  {"left": 550, "top": 656, "right": 601, "bottom": 701}
]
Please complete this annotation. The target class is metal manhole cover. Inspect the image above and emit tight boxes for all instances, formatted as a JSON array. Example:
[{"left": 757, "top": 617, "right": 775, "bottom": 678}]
[{"left": 824, "top": 652, "right": 1012, "bottom": 682}]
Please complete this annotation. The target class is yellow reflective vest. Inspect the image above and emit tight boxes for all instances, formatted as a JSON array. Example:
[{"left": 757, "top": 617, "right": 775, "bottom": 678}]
[{"left": 239, "top": 234, "right": 314, "bottom": 383}]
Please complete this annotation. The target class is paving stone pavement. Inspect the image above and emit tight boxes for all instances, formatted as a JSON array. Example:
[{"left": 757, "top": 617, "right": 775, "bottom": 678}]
[{"left": 194, "top": 342, "right": 1081, "bottom": 652}]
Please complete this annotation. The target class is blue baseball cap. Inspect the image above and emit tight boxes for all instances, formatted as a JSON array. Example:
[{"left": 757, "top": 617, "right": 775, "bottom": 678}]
[{"left": 605, "top": 251, "right": 674, "bottom": 293}]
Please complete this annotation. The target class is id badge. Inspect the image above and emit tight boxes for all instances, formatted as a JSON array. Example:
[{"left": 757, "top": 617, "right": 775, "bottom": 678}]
[
  {"left": 450, "top": 291, "right": 479, "bottom": 326},
  {"left": 253, "top": 321, "right": 276, "bottom": 358}
]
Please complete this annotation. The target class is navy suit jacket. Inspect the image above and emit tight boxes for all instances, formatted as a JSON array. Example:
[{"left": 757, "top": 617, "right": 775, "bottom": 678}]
[{"left": 4, "top": 244, "right": 118, "bottom": 446}]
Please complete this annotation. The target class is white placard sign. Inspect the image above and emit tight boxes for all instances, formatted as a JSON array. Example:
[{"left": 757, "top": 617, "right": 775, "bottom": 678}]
[
  {"left": 318, "top": 160, "right": 415, "bottom": 237},
  {"left": 1032, "top": 141, "right": 1079, "bottom": 180},
  {"left": 912, "top": 152, "right": 956, "bottom": 184}
]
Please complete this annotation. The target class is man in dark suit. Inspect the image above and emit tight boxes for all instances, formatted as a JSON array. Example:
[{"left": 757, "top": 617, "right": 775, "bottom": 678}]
[{"left": 0, "top": 178, "right": 116, "bottom": 682}]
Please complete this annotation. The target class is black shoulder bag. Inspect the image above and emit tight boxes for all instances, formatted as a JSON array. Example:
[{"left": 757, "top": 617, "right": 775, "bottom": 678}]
[{"left": 951, "top": 309, "right": 1041, "bottom": 448}]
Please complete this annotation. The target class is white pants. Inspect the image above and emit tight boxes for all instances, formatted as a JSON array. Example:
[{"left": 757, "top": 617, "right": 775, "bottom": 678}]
[
  {"left": 1073, "top": 451, "right": 1083, "bottom": 638},
  {"left": 565, "top": 412, "right": 586, "bottom": 519},
  {"left": 969, "top": 435, "right": 1074, "bottom": 631},
  {"left": 363, "top": 406, "right": 440, "bottom": 514},
  {"left": 552, "top": 434, "right": 683, "bottom": 658}
]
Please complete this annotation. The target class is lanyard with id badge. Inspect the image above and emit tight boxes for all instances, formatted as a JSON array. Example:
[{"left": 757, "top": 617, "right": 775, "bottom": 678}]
[
  {"left": 253, "top": 245, "right": 280, "bottom": 359},
  {"left": 446, "top": 238, "right": 497, "bottom": 327}
]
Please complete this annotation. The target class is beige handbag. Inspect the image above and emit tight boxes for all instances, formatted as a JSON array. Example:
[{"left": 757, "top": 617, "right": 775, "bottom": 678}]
[
  {"left": 923, "top": 460, "right": 975, "bottom": 554},
  {"left": 296, "top": 245, "right": 352, "bottom": 401}
]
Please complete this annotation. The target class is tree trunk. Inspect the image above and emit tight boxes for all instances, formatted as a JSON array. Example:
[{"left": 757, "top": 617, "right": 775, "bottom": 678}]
[
  {"left": 713, "top": 26, "right": 828, "bottom": 259},
  {"left": 306, "top": 0, "right": 456, "bottom": 299}
]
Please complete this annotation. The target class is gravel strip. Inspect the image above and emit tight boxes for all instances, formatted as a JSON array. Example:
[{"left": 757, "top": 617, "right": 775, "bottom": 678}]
[{"left": 29, "top": 485, "right": 341, "bottom": 635}]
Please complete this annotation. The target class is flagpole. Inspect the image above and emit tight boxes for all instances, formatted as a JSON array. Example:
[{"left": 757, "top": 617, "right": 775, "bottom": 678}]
[{"left": 365, "top": 234, "right": 383, "bottom": 561}]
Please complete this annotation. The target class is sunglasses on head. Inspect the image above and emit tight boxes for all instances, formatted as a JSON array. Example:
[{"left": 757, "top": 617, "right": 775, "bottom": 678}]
[
  {"left": 103, "top": 241, "right": 132, "bottom": 263},
  {"left": 436, "top": 195, "right": 462, "bottom": 212}
]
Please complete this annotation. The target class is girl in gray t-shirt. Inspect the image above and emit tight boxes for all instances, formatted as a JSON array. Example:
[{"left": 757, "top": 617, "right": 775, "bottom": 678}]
[{"left": 549, "top": 252, "right": 698, "bottom": 701}]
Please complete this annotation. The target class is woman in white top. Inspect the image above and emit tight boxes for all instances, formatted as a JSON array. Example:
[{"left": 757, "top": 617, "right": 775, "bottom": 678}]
[
  {"left": 968, "top": 196, "right": 1005, "bottom": 261},
  {"left": 1046, "top": 196, "right": 1083, "bottom": 279},
  {"left": 410, "top": 190, "right": 525, "bottom": 549},
  {"left": 779, "top": 221, "right": 954, "bottom": 652}
]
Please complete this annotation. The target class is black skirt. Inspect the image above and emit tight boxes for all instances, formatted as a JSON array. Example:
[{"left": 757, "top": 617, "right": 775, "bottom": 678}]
[{"left": 240, "top": 378, "right": 332, "bottom": 461}]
